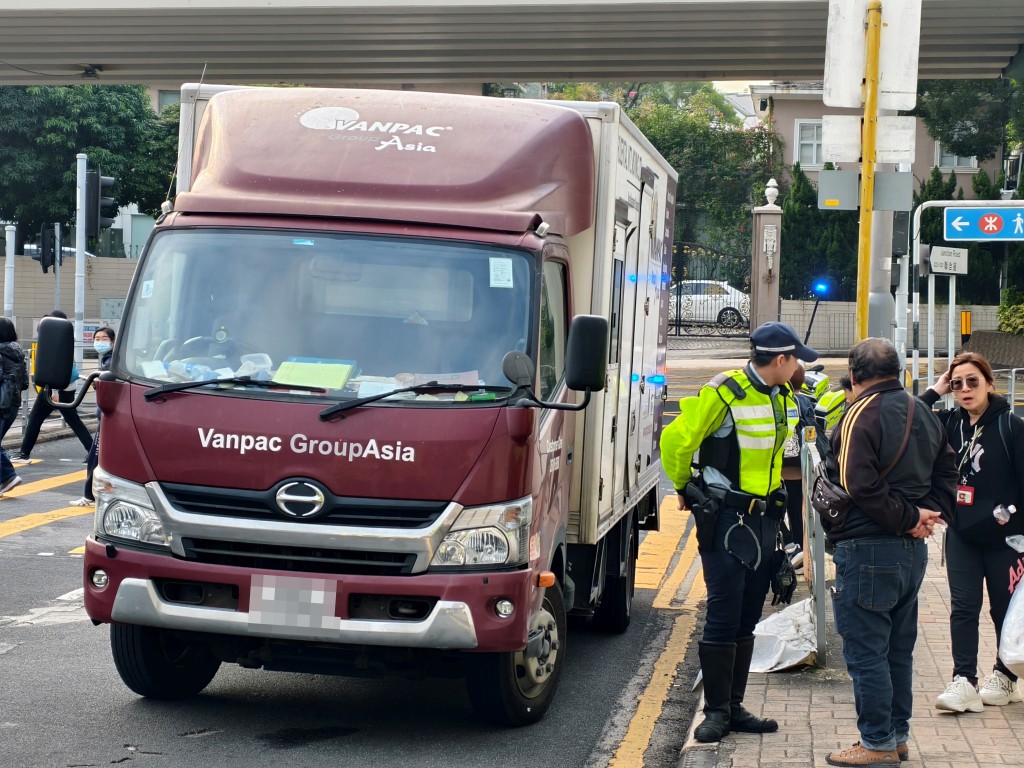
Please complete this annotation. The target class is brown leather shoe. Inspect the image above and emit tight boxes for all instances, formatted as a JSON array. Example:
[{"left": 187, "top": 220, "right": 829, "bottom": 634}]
[
  {"left": 825, "top": 742, "right": 899, "bottom": 767},
  {"left": 896, "top": 742, "right": 909, "bottom": 761}
]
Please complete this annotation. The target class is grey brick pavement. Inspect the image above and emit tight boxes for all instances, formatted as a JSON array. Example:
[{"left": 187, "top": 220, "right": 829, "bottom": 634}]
[{"left": 677, "top": 536, "right": 1024, "bottom": 768}]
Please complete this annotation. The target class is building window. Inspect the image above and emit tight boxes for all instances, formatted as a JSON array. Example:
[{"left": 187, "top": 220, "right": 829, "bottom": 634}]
[
  {"left": 937, "top": 144, "right": 977, "bottom": 170},
  {"left": 158, "top": 90, "right": 180, "bottom": 112},
  {"left": 795, "top": 121, "right": 823, "bottom": 166}
]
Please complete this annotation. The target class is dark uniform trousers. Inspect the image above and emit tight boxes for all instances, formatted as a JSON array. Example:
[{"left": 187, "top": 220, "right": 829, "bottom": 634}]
[{"left": 700, "top": 503, "right": 779, "bottom": 643}]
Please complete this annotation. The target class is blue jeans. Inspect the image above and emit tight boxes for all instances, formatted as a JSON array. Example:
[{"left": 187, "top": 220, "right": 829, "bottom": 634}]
[
  {"left": 0, "top": 408, "right": 18, "bottom": 483},
  {"left": 700, "top": 505, "right": 779, "bottom": 643},
  {"left": 832, "top": 535, "right": 927, "bottom": 752}
]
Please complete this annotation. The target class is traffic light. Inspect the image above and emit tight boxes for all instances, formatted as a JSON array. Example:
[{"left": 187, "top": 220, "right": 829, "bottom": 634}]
[
  {"left": 85, "top": 167, "right": 116, "bottom": 237},
  {"left": 35, "top": 226, "right": 55, "bottom": 273}
]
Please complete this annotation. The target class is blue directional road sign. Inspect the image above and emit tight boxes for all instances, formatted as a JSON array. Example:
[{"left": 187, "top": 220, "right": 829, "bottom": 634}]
[{"left": 944, "top": 207, "right": 1024, "bottom": 241}]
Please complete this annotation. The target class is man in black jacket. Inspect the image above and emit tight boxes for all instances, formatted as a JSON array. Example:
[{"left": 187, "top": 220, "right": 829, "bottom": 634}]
[{"left": 824, "top": 338, "right": 958, "bottom": 768}]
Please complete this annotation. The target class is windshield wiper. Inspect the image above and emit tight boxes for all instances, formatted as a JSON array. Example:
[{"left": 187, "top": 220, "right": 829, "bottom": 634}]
[
  {"left": 144, "top": 376, "right": 326, "bottom": 401},
  {"left": 319, "top": 382, "right": 512, "bottom": 420}
]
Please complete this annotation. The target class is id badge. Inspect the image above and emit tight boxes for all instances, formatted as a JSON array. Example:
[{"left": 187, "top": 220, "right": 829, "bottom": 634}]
[{"left": 956, "top": 485, "right": 975, "bottom": 506}]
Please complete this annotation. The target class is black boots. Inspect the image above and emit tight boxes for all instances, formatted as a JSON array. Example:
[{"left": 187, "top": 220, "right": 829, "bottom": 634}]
[
  {"left": 729, "top": 635, "right": 778, "bottom": 733},
  {"left": 694, "top": 637, "right": 778, "bottom": 743},
  {"left": 694, "top": 641, "right": 735, "bottom": 743}
]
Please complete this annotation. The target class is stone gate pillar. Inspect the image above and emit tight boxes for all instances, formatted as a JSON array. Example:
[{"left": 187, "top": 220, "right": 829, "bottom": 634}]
[{"left": 750, "top": 178, "right": 782, "bottom": 331}]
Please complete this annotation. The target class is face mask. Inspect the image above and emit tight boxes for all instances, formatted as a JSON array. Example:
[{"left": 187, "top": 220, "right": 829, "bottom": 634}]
[{"left": 94, "top": 341, "right": 111, "bottom": 355}]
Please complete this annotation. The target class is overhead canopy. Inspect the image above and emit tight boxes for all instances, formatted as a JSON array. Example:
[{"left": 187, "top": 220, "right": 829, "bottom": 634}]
[{"left": 0, "top": 0, "right": 1021, "bottom": 88}]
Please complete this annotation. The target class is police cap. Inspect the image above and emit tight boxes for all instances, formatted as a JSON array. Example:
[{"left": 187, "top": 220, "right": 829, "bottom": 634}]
[{"left": 749, "top": 321, "right": 819, "bottom": 363}]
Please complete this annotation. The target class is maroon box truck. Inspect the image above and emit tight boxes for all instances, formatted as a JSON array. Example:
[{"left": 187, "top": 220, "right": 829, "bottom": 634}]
[{"left": 35, "top": 85, "right": 677, "bottom": 725}]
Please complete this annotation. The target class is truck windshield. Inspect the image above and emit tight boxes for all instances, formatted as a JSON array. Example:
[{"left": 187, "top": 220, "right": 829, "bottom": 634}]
[{"left": 119, "top": 229, "right": 534, "bottom": 399}]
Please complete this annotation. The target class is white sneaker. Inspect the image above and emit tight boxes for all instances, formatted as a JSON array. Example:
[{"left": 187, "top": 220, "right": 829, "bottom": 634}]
[
  {"left": 979, "top": 671, "right": 1022, "bottom": 706},
  {"left": 0, "top": 475, "right": 22, "bottom": 495},
  {"left": 935, "top": 676, "right": 984, "bottom": 713}
]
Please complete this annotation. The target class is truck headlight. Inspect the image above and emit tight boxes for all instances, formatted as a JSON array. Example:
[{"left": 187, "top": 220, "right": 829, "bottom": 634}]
[
  {"left": 430, "top": 497, "right": 532, "bottom": 569},
  {"left": 95, "top": 468, "right": 171, "bottom": 548}
]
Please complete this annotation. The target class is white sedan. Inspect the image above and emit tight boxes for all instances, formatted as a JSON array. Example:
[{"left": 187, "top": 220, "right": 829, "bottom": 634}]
[{"left": 668, "top": 280, "right": 750, "bottom": 327}]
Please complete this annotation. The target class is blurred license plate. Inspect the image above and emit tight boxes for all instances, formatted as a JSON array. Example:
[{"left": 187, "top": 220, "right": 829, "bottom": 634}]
[{"left": 248, "top": 574, "right": 341, "bottom": 636}]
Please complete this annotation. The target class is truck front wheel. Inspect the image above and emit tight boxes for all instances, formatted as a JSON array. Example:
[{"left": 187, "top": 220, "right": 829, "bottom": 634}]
[
  {"left": 111, "top": 624, "right": 221, "bottom": 700},
  {"left": 465, "top": 581, "right": 566, "bottom": 726}
]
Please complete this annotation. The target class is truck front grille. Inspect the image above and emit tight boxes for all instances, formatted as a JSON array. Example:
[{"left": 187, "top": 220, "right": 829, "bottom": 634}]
[
  {"left": 180, "top": 538, "right": 416, "bottom": 576},
  {"left": 161, "top": 483, "right": 447, "bottom": 529}
]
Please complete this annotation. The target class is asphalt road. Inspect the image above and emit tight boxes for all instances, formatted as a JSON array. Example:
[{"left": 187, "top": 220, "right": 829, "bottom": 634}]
[{"left": 0, "top": 438, "right": 702, "bottom": 768}]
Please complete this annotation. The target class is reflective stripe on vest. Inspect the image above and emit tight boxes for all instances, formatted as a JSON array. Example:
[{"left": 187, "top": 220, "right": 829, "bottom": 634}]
[{"left": 721, "top": 370, "right": 795, "bottom": 496}]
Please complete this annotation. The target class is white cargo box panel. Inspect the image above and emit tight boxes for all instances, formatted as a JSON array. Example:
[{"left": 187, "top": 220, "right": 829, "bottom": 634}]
[{"left": 556, "top": 102, "right": 677, "bottom": 546}]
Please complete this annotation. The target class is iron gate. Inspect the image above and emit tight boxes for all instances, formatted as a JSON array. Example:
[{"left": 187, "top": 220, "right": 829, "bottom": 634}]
[{"left": 669, "top": 242, "right": 751, "bottom": 337}]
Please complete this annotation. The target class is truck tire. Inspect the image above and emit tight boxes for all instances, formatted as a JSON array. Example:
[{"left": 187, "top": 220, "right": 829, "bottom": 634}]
[
  {"left": 465, "top": 581, "right": 565, "bottom": 726},
  {"left": 110, "top": 623, "right": 221, "bottom": 700},
  {"left": 593, "top": 525, "right": 636, "bottom": 634}
]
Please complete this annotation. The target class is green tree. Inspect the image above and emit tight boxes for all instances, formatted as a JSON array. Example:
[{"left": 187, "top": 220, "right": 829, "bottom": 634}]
[
  {"left": 913, "top": 79, "right": 1022, "bottom": 163},
  {"left": 0, "top": 85, "right": 164, "bottom": 249},
  {"left": 909, "top": 166, "right": 1024, "bottom": 304},
  {"left": 779, "top": 164, "right": 858, "bottom": 300},
  {"left": 628, "top": 98, "right": 782, "bottom": 271},
  {"left": 546, "top": 81, "right": 741, "bottom": 128},
  {"left": 127, "top": 101, "right": 180, "bottom": 216}
]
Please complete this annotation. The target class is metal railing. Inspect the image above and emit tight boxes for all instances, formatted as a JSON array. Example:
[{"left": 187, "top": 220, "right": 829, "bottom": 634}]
[{"left": 801, "top": 440, "right": 829, "bottom": 667}]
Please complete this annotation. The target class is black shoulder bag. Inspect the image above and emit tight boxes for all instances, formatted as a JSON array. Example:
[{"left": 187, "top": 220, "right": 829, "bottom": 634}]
[{"left": 811, "top": 394, "right": 915, "bottom": 532}]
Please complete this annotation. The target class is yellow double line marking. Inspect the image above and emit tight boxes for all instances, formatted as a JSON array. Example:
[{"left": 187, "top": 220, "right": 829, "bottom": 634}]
[
  {"left": 611, "top": 495, "right": 706, "bottom": 767},
  {"left": 0, "top": 470, "right": 90, "bottom": 540}
]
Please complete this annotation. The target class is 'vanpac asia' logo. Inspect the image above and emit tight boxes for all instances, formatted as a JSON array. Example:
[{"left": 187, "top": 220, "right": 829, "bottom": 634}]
[
  {"left": 299, "top": 106, "right": 452, "bottom": 153},
  {"left": 197, "top": 427, "right": 415, "bottom": 462}
]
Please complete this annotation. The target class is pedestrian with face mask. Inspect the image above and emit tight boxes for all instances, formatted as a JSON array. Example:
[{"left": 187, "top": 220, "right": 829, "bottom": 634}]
[
  {"left": 71, "top": 327, "right": 114, "bottom": 507},
  {"left": 14, "top": 311, "right": 93, "bottom": 462}
]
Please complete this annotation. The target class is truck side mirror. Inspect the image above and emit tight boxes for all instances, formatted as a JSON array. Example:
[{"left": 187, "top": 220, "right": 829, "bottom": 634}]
[
  {"left": 565, "top": 314, "right": 607, "bottom": 392},
  {"left": 502, "top": 351, "right": 535, "bottom": 388},
  {"left": 34, "top": 317, "right": 75, "bottom": 390}
]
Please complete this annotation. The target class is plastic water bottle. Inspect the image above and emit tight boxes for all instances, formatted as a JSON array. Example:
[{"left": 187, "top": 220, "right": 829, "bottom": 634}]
[
  {"left": 994, "top": 504, "right": 1017, "bottom": 525},
  {"left": 167, "top": 362, "right": 215, "bottom": 382}
]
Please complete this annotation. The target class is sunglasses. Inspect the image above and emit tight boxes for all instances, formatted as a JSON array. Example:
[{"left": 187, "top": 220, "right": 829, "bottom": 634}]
[{"left": 950, "top": 375, "right": 984, "bottom": 391}]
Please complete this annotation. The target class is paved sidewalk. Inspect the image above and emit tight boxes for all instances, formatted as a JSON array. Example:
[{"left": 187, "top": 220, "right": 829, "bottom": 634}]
[{"left": 677, "top": 535, "right": 1024, "bottom": 768}]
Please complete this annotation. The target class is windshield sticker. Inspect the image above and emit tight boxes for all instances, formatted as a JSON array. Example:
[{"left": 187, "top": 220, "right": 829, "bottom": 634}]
[
  {"left": 272, "top": 358, "right": 357, "bottom": 390},
  {"left": 140, "top": 280, "right": 154, "bottom": 299},
  {"left": 140, "top": 360, "right": 166, "bottom": 379},
  {"left": 357, "top": 380, "right": 395, "bottom": 397},
  {"left": 292, "top": 238, "right": 315, "bottom": 246},
  {"left": 489, "top": 258, "right": 514, "bottom": 288},
  {"left": 413, "top": 370, "right": 480, "bottom": 386},
  {"left": 197, "top": 427, "right": 415, "bottom": 461}
]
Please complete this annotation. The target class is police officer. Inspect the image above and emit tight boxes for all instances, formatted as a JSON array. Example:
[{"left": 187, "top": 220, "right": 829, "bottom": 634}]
[{"left": 661, "top": 321, "right": 819, "bottom": 743}]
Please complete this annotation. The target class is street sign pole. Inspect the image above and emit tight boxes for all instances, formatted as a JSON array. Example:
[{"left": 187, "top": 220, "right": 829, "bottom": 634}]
[
  {"left": 75, "top": 153, "right": 86, "bottom": 370},
  {"left": 3, "top": 225, "right": 14, "bottom": 319},
  {"left": 54, "top": 222, "right": 61, "bottom": 311},
  {"left": 910, "top": 198, "right": 1024, "bottom": 392},
  {"left": 949, "top": 275, "right": 956, "bottom": 373},
  {"left": 855, "top": 0, "right": 883, "bottom": 342}
]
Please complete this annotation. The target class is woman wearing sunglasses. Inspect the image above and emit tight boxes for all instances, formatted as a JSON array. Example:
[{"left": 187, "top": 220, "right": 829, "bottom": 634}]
[{"left": 920, "top": 351, "right": 1024, "bottom": 714}]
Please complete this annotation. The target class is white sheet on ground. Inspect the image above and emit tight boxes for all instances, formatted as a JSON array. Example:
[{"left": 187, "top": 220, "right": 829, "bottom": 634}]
[{"left": 750, "top": 597, "right": 817, "bottom": 672}]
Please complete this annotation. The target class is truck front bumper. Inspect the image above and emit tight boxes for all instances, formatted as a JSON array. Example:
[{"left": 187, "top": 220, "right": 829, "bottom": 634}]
[{"left": 83, "top": 538, "right": 534, "bottom": 652}]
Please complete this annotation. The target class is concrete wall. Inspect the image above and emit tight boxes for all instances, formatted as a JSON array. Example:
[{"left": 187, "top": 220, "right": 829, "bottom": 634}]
[
  {"left": 780, "top": 299, "right": 998, "bottom": 354},
  {"left": 0, "top": 256, "right": 137, "bottom": 340}
]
